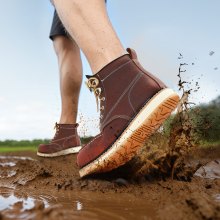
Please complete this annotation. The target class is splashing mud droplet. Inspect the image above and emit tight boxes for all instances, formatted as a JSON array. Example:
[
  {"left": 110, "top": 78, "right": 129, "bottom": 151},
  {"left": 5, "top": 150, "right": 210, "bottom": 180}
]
[
  {"left": 120, "top": 58, "right": 205, "bottom": 181},
  {"left": 209, "top": 51, "right": 215, "bottom": 56}
]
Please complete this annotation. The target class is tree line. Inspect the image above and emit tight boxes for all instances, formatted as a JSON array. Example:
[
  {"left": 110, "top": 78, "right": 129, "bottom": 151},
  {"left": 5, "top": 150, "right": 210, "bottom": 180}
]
[{"left": 0, "top": 137, "right": 93, "bottom": 147}]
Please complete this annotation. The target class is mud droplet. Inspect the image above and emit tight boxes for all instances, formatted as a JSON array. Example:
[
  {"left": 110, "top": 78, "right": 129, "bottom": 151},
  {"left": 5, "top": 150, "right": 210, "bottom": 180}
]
[{"left": 209, "top": 51, "right": 215, "bottom": 56}]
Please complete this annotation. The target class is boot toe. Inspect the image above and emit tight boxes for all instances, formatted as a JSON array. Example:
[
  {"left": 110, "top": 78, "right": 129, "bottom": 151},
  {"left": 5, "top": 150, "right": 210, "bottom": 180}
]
[
  {"left": 77, "top": 134, "right": 106, "bottom": 168},
  {"left": 38, "top": 144, "right": 50, "bottom": 153}
]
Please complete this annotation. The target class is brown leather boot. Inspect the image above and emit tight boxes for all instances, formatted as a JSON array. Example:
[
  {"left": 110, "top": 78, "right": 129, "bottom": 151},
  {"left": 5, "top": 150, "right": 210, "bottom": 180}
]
[
  {"left": 37, "top": 123, "right": 81, "bottom": 157},
  {"left": 77, "top": 48, "right": 180, "bottom": 177}
]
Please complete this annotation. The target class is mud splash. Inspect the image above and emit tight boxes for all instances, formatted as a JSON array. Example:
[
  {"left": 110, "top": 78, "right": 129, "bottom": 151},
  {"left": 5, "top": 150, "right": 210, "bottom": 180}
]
[{"left": 113, "top": 62, "right": 201, "bottom": 182}]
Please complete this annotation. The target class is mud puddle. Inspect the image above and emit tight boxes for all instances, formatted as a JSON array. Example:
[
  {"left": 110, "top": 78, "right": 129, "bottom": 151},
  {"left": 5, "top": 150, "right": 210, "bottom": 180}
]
[
  {"left": 194, "top": 159, "right": 220, "bottom": 179},
  {"left": 193, "top": 159, "right": 220, "bottom": 206},
  {"left": 0, "top": 151, "right": 220, "bottom": 220},
  {"left": 0, "top": 156, "right": 156, "bottom": 220},
  {"left": 0, "top": 154, "right": 157, "bottom": 219},
  {"left": 0, "top": 187, "right": 156, "bottom": 220}
]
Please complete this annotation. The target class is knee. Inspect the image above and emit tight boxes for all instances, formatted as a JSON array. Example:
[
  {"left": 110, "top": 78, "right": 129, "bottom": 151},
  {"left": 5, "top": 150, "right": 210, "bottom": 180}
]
[{"left": 53, "top": 36, "right": 76, "bottom": 58}]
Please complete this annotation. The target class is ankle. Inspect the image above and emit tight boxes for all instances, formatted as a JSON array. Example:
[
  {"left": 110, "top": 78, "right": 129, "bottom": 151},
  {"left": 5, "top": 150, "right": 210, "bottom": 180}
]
[
  {"left": 88, "top": 47, "right": 127, "bottom": 74},
  {"left": 59, "top": 116, "right": 76, "bottom": 124}
]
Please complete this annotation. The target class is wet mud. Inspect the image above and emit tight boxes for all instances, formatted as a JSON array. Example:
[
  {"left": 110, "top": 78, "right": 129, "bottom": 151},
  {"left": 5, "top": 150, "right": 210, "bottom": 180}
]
[{"left": 0, "top": 147, "right": 220, "bottom": 220}]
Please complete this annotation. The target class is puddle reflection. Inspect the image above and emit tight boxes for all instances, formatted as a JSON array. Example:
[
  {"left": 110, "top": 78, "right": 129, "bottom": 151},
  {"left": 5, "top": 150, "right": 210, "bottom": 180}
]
[
  {"left": 214, "top": 194, "right": 220, "bottom": 202},
  {"left": 0, "top": 187, "right": 157, "bottom": 220},
  {"left": 194, "top": 159, "right": 220, "bottom": 179},
  {"left": 0, "top": 156, "right": 35, "bottom": 179}
]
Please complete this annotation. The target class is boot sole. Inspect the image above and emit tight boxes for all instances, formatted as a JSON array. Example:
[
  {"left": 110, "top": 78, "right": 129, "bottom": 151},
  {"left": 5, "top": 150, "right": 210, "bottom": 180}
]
[
  {"left": 37, "top": 146, "right": 82, "bottom": 157},
  {"left": 79, "top": 88, "right": 180, "bottom": 177}
]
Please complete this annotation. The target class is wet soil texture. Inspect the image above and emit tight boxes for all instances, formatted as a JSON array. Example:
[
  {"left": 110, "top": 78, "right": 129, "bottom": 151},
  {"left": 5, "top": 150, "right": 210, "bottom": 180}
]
[{"left": 0, "top": 148, "right": 220, "bottom": 220}]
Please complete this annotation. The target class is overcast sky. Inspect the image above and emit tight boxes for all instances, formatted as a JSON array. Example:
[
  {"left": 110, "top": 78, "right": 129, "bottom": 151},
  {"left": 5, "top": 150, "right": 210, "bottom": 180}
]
[{"left": 0, "top": 0, "right": 219, "bottom": 140}]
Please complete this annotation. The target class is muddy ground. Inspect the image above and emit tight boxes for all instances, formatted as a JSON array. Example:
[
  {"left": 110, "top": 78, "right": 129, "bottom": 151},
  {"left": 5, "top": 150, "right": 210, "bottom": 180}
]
[{"left": 0, "top": 145, "right": 220, "bottom": 220}]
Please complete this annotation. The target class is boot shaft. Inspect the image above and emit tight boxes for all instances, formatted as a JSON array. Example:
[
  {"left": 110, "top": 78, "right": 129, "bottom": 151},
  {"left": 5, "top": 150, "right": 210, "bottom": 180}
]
[
  {"left": 52, "top": 123, "right": 81, "bottom": 145},
  {"left": 87, "top": 48, "right": 167, "bottom": 130}
]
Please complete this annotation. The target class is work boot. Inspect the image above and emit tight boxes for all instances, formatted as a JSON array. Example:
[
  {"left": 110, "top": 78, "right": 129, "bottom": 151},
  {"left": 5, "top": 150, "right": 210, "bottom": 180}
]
[
  {"left": 77, "top": 48, "right": 179, "bottom": 177},
  {"left": 37, "top": 123, "right": 81, "bottom": 157}
]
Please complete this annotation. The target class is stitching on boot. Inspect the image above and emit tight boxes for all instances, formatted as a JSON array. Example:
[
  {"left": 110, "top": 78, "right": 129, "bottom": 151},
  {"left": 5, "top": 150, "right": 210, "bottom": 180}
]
[
  {"left": 128, "top": 72, "right": 145, "bottom": 113},
  {"left": 85, "top": 133, "right": 102, "bottom": 146},
  {"left": 99, "top": 61, "right": 132, "bottom": 124},
  {"left": 101, "top": 60, "right": 132, "bottom": 81},
  {"left": 101, "top": 73, "right": 142, "bottom": 130},
  {"left": 51, "top": 134, "right": 76, "bottom": 143},
  {"left": 101, "top": 115, "right": 130, "bottom": 130}
]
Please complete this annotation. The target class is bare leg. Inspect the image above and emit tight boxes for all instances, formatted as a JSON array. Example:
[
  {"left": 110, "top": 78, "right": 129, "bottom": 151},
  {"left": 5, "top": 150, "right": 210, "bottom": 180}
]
[
  {"left": 53, "top": 0, "right": 126, "bottom": 74},
  {"left": 53, "top": 36, "right": 82, "bottom": 124},
  {"left": 37, "top": 36, "right": 82, "bottom": 157}
]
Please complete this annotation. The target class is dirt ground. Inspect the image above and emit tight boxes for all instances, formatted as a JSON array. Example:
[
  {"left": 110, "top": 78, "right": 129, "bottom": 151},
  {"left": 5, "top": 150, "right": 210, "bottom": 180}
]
[{"left": 0, "top": 145, "right": 220, "bottom": 220}]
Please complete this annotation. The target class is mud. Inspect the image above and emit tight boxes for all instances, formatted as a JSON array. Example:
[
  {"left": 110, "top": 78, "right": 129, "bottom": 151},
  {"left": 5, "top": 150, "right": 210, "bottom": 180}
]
[{"left": 0, "top": 147, "right": 220, "bottom": 220}]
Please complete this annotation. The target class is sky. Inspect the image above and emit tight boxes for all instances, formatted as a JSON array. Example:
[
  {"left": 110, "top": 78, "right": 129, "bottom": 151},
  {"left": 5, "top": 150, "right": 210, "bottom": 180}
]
[{"left": 0, "top": 0, "right": 219, "bottom": 140}]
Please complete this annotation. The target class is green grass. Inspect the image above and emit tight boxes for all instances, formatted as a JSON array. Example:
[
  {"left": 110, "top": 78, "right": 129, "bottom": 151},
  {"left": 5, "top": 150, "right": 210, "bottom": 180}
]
[
  {"left": 0, "top": 146, "right": 37, "bottom": 153},
  {"left": 199, "top": 140, "right": 220, "bottom": 148}
]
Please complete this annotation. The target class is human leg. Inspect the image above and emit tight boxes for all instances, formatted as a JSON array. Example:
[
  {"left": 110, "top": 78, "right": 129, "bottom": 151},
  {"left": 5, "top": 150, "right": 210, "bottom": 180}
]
[
  {"left": 53, "top": 0, "right": 180, "bottom": 176},
  {"left": 49, "top": 10, "right": 83, "bottom": 123},
  {"left": 53, "top": 36, "right": 82, "bottom": 124},
  {"left": 53, "top": 0, "right": 126, "bottom": 74},
  {"left": 37, "top": 12, "right": 82, "bottom": 157}
]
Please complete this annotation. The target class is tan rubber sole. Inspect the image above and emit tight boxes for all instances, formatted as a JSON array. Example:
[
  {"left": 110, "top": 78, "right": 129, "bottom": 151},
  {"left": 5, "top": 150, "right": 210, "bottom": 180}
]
[
  {"left": 79, "top": 88, "right": 180, "bottom": 177},
  {"left": 37, "top": 146, "right": 82, "bottom": 157}
]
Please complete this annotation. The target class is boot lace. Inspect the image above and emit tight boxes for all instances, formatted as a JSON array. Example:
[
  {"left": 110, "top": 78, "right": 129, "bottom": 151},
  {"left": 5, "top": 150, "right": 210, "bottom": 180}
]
[
  {"left": 86, "top": 77, "right": 105, "bottom": 119},
  {"left": 52, "top": 122, "right": 60, "bottom": 141}
]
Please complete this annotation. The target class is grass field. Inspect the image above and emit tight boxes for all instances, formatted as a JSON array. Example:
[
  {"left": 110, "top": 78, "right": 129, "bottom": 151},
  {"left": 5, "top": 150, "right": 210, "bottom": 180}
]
[
  {"left": 0, "top": 146, "right": 37, "bottom": 153},
  {"left": 200, "top": 140, "right": 220, "bottom": 148},
  {"left": 0, "top": 137, "right": 94, "bottom": 154},
  {"left": 0, "top": 142, "right": 219, "bottom": 153}
]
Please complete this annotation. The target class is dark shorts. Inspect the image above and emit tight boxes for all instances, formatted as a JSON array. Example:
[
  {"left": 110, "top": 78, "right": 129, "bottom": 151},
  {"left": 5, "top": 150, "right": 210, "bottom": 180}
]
[
  {"left": 49, "top": 10, "right": 68, "bottom": 40},
  {"left": 49, "top": 0, "right": 107, "bottom": 41}
]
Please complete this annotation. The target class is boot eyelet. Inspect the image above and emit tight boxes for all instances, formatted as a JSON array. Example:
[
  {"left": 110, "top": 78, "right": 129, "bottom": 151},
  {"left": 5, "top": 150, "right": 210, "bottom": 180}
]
[
  {"left": 87, "top": 77, "right": 99, "bottom": 88},
  {"left": 94, "top": 88, "right": 102, "bottom": 97}
]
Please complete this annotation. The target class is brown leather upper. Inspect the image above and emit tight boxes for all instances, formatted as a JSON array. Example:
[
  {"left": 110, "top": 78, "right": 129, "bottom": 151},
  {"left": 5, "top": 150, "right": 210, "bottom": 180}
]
[
  {"left": 38, "top": 123, "right": 81, "bottom": 154},
  {"left": 77, "top": 48, "right": 167, "bottom": 168}
]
